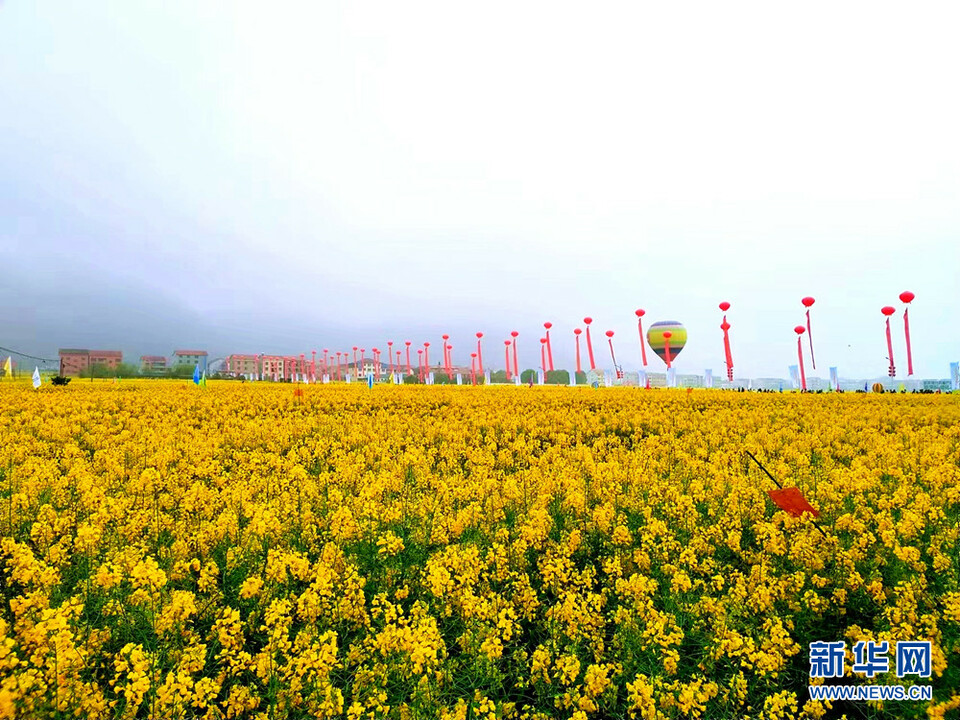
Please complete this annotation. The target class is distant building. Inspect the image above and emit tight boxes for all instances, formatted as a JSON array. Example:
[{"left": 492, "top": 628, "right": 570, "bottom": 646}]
[
  {"left": 58, "top": 349, "right": 123, "bottom": 376},
  {"left": 225, "top": 354, "right": 260, "bottom": 376},
  {"left": 260, "top": 355, "right": 288, "bottom": 380},
  {"left": 173, "top": 350, "right": 208, "bottom": 373},
  {"left": 140, "top": 355, "right": 167, "bottom": 373}
]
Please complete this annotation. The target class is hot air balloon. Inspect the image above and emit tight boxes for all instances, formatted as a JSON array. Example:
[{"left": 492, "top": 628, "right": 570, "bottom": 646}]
[{"left": 647, "top": 321, "right": 687, "bottom": 369}]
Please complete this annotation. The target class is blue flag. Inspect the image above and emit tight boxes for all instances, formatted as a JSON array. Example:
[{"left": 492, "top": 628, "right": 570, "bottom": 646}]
[{"left": 193, "top": 365, "right": 201, "bottom": 385}]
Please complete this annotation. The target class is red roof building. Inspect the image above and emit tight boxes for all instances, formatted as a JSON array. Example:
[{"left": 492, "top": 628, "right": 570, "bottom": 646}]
[{"left": 58, "top": 349, "right": 123, "bottom": 376}]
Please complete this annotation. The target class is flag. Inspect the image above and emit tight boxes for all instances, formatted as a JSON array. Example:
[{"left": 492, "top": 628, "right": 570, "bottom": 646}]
[
  {"left": 200, "top": 371, "right": 207, "bottom": 389},
  {"left": 2, "top": 357, "right": 11, "bottom": 378},
  {"left": 193, "top": 365, "right": 201, "bottom": 385},
  {"left": 32, "top": 367, "right": 41, "bottom": 389},
  {"left": 767, "top": 487, "right": 820, "bottom": 518}
]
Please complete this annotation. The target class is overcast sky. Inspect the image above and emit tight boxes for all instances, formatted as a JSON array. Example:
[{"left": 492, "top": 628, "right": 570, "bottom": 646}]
[{"left": 1, "top": 2, "right": 957, "bottom": 377}]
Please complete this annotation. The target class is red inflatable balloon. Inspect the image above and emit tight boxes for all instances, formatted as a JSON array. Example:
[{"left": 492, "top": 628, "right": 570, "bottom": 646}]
[
  {"left": 881, "top": 306, "right": 895, "bottom": 316},
  {"left": 583, "top": 318, "right": 596, "bottom": 370},
  {"left": 801, "top": 298, "right": 817, "bottom": 368},
  {"left": 661, "top": 331, "right": 673, "bottom": 368},
  {"left": 543, "top": 323, "right": 554, "bottom": 371},
  {"left": 719, "top": 303, "right": 734, "bottom": 380},
  {"left": 573, "top": 328, "right": 583, "bottom": 374},
  {"left": 794, "top": 328, "right": 807, "bottom": 390},
  {"left": 635, "top": 309, "right": 648, "bottom": 367},
  {"left": 606, "top": 330, "right": 619, "bottom": 375},
  {"left": 899, "top": 291, "right": 914, "bottom": 375}
]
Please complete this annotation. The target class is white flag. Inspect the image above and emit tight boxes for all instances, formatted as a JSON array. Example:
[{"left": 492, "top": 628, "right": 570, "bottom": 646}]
[{"left": 32, "top": 367, "right": 41, "bottom": 389}]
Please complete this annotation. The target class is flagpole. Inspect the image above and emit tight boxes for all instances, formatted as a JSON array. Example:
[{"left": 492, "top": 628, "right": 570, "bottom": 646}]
[{"left": 744, "top": 451, "right": 827, "bottom": 538}]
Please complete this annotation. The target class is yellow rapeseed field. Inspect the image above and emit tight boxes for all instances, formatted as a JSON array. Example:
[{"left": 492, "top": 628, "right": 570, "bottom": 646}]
[{"left": 0, "top": 381, "right": 957, "bottom": 719}]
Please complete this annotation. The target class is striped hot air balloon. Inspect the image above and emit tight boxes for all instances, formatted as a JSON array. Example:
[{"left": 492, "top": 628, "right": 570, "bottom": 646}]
[{"left": 646, "top": 321, "right": 687, "bottom": 368}]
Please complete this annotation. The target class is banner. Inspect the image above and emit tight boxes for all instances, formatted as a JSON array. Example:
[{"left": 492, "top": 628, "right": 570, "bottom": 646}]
[
  {"left": 515, "top": 375, "right": 521, "bottom": 386},
  {"left": 666, "top": 368, "right": 677, "bottom": 388},
  {"left": 456, "top": 374, "right": 463, "bottom": 385},
  {"left": 789, "top": 365, "right": 800, "bottom": 389},
  {"left": 322, "top": 374, "right": 330, "bottom": 384},
  {"left": 951, "top": 362, "right": 960, "bottom": 391},
  {"left": 829, "top": 367, "right": 839, "bottom": 391},
  {"left": 428, "top": 372, "right": 435, "bottom": 385},
  {"left": 538, "top": 370, "right": 544, "bottom": 385},
  {"left": 638, "top": 370, "right": 647, "bottom": 388},
  {"left": 484, "top": 370, "right": 491, "bottom": 385},
  {"left": 704, "top": 369, "right": 713, "bottom": 388}
]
